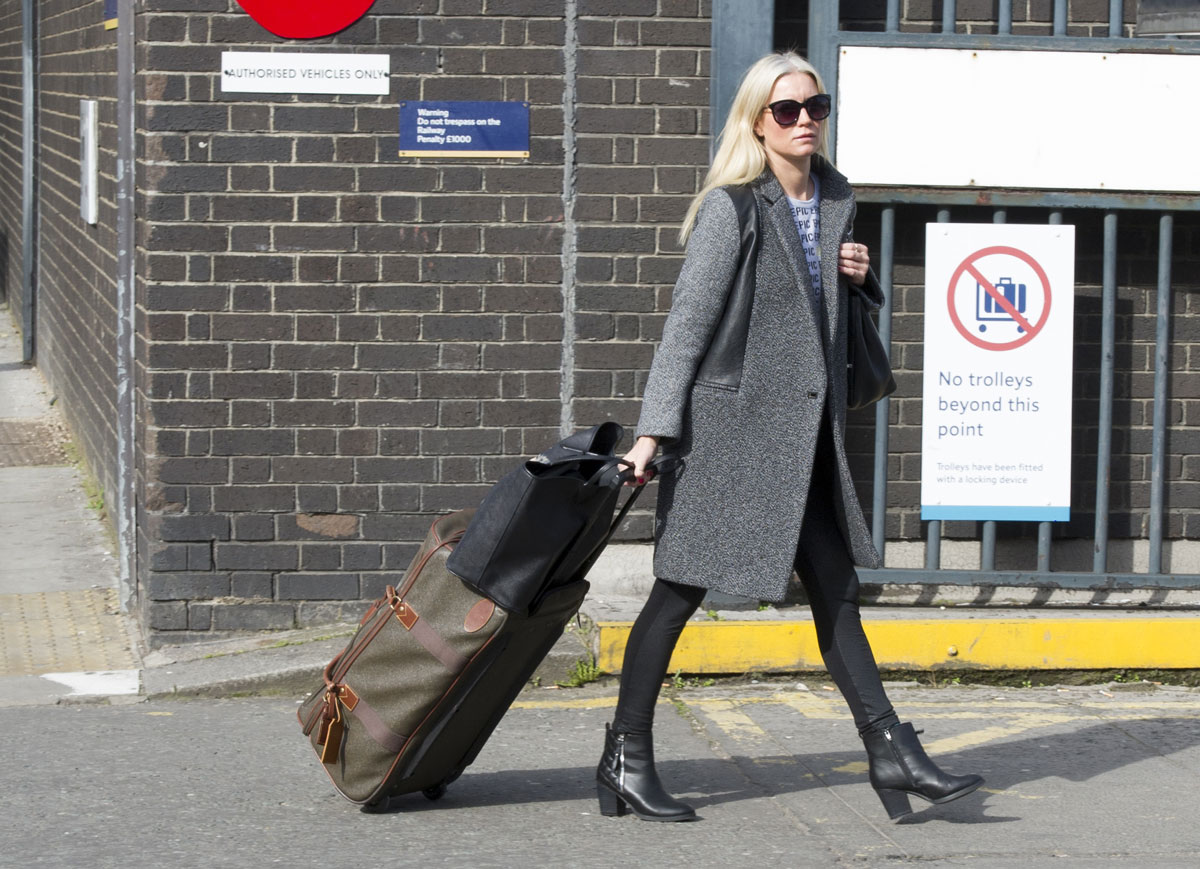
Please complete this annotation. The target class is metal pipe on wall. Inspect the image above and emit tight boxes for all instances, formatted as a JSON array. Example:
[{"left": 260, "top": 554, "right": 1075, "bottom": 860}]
[
  {"left": 1148, "top": 214, "right": 1173, "bottom": 574},
  {"left": 944, "top": 0, "right": 957, "bottom": 33},
  {"left": 20, "top": 0, "right": 35, "bottom": 362},
  {"left": 115, "top": 0, "right": 137, "bottom": 612}
]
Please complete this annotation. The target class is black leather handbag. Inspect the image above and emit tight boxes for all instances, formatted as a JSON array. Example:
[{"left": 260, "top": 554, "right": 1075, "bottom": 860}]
[
  {"left": 847, "top": 276, "right": 897, "bottom": 410},
  {"left": 446, "top": 422, "right": 668, "bottom": 615}
]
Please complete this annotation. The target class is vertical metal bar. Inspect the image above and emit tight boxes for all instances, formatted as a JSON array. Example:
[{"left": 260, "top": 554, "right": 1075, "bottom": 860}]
[
  {"left": 1038, "top": 210, "right": 1065, "bottom": 573},
  {"left": 978, "top": 207, "right": 1007, "bottom": 572},
  {"left": 1053, "top": 0, "right": 1068, "bottom": 36},
  {"left": 116, "top": 0, "right": 137, "bottom": 610},
  {"left": 926, "top": 207, "right": 952, "bottom": 572},
  {"left": 807, "top": 2, "right": 839, "bottom": 160},
  {"left": 20, "top": 0, "right": 35, "bottom": 362},
  {"left": 886, "top": 0, "right": 901, "bottom": 32},
  {"left": 1094, "top": 213, "right": 1118, "bottom": 573},
  {"left": 943, "top": 0, "right": 957, "bottom": 33},
  {"left": 1110, "top": 0, "right": 1124, "bottom": 37},
  {"left": 1149, "top": 215, "right": 1173, "bottom": 575},
  {"left": 998, "top": 0, "right": 1013, "bottom": 35},
  {"left": 711, "top": 0, "right": 774, "bottom": 157},
  {"left": 872, "top": 207, "right": 896, "bottom": 556},
  {"left": 560, "top": 0, "right": 578, "bottom": 437}
]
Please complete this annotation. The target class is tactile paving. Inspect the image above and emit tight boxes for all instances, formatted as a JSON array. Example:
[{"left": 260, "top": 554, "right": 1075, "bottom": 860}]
[{"left": 0, "top": 589, "right": 137, "bottom": 676}]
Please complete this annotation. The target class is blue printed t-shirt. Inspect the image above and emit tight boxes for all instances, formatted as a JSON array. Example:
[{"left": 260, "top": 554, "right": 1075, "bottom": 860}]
[{"left": 786, "top": 174, "right": 822, "bottom": 306}]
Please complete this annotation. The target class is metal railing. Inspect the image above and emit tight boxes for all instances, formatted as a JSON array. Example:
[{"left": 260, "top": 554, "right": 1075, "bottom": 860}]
[{"left": 804, "top": 1, "right": 1200, "bottom": 591}]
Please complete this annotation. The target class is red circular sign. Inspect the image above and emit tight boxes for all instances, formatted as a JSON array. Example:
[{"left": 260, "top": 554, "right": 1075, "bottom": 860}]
[
  {"left": 946, "top": 245, "right": 1052, "bottom": 351},
  {"left": 236, "top": 0, "right": 377, "bottom": 39}
]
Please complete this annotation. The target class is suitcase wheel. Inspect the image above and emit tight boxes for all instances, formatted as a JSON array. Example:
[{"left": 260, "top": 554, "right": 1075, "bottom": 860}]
[
  {"left": 360, "top": 795, "right": 392, "bottom": 814},
  {"left": 422, "top": 783, "right": 448, "bottom": 801}
]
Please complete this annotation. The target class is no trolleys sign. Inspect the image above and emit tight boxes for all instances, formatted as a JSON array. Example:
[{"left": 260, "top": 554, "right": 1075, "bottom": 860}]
[{"left": 921, "top": 224, "right": 1075, "bottom": 522}]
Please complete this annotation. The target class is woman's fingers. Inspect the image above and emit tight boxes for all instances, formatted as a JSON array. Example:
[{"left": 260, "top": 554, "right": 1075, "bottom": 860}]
[
  {"left": 621, "top": 437, "right": 660, "bottom": 486},
  {"left": 839, "top": 241, "right": 869, "bottom": 286}
]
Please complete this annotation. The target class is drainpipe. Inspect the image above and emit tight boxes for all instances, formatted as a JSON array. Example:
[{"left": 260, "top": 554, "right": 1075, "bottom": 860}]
[
  {"left": 115, "top": 0, "right": 137, "bottom": 611},
  {"left": 20, "top": 0, "right": 35, "bottom": 362}
]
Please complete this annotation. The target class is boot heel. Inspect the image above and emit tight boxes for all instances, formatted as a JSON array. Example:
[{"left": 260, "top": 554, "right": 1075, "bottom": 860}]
[
  {"left": 876, "top": 788, "right": 911, "bottom": 820},
  {"left": 597, "top": 783, "right": 626, "bottom": 817}
]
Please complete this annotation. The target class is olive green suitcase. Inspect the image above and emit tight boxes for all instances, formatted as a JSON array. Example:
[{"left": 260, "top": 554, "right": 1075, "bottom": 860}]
[{"left": 298, "top": 509, "right": 589, "bottom": 809}]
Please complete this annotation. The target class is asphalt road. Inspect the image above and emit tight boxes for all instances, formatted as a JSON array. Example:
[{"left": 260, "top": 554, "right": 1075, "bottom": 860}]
[{"left": 4, "top": 681, "right": 1200, "bottom": 868}]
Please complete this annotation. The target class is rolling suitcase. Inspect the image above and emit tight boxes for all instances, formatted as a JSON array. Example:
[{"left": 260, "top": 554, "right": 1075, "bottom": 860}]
[
  {"left": 297, "top": 509, "right": 590, "bottom": 809},
  {"left": 297, "top": 424, "right": 662, "bottom": 810}
]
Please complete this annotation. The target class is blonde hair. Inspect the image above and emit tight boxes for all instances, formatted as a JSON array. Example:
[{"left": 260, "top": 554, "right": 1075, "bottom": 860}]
[{"left": 679, "top": 52, "right": 830, "bottom": 244}]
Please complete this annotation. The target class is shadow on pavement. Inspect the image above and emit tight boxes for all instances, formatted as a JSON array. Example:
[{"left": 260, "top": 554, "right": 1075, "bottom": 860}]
[{"left": 358, "top": 716, "right": 1199, "bottom": 824}]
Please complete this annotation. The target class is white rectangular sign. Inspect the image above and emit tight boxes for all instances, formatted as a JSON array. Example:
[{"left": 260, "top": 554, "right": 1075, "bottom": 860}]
[
  {"left": 220, "top": 52, "right": 390, "bottom": 95},
  {"left": 838, "top": 47, "right": 1200, "bottom": 193},
  {"left": 920, "top": 224, "right": 1075, "bottom": 522}
]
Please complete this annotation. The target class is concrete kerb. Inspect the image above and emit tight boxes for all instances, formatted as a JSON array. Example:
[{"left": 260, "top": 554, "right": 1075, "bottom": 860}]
[
  {"left": 134, "top": 594, "right": 1200, "bottom": 701},
  {"left": 138, "top": 614, "right": 597, "bottom": 700}
]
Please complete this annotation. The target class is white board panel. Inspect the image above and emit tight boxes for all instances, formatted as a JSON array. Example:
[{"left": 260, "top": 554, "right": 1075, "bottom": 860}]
[
  {"left": 836, "top": 47, "right": 1200, "bottom": 193},
  {"left": 221, "top": 52, "right": 390, "bottom": 95}
]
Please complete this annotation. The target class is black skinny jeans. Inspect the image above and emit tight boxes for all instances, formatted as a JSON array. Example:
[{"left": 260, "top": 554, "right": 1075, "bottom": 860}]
[{"left": 612, "top": 416, "right": 900, "bottom": 737}]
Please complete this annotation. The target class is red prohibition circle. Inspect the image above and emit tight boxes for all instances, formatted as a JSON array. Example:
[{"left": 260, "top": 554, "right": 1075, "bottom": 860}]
[
  {"left": 946, "top": 245, "right": 1052, "bottom": 351},
  {"left": 235, "top": 0, "right": 377, "bottom": 39}
]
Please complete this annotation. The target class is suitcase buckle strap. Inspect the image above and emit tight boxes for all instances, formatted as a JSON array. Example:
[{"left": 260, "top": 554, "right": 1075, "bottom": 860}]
[{"left": 317, "top": 692, "right": 345, "bottom": 764}]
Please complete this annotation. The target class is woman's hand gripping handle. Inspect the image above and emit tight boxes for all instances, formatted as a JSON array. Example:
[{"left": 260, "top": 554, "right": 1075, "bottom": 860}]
[{"left": 621, "top": 435, "right": 661, "bottom": 487}]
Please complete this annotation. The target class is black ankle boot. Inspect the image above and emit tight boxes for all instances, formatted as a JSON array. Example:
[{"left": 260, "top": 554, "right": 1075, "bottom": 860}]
[
  {"left": 862, "top": 722, "right": 984, "bottom": 820},
  {"left": 595, "top": 724, "right": 697, "bottom": 822}
]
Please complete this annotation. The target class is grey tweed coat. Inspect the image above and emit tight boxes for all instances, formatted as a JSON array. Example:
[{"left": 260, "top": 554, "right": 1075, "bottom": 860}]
[{"left": 636, "top": 158, "right": 882, "bottom": 602}]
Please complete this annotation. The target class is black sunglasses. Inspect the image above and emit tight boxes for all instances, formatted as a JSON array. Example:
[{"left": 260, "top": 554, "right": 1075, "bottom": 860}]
[{"left": 764, "top": 94, "right": 832, "bottom": 126}]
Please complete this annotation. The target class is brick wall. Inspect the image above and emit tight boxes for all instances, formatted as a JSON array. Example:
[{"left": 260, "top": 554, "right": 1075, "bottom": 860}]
[
  {"left": 4, "top": 0, "right": 1196, "bottom": 644},
  {"left": 137, "top": 0, "right": 574, "bottom": 639},
  {"left": 572, "top": 0, "right": 711, "bottom": 539},
  {"left": 34, "top": 1, "right": 122, "bottom": 514},
  {"left": 0, "top": 3, "right": 22, "bottom": 320}
]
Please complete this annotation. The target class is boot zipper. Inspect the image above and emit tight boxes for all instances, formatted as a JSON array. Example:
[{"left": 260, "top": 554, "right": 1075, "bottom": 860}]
[
  {"left": 617, "top": 734, "right": 626, "bottom": 790},
  {"left": 883, "top": 727, "right": 915, "bottom": 782}
]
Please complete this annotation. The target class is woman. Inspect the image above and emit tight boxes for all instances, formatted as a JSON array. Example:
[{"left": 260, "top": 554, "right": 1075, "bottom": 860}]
[{"left": 596, "top": 52, "right": 984, "bottom": 823}]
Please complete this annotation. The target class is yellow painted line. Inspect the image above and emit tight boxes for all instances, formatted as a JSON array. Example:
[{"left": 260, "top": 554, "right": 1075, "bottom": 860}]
[
  {"left": 832, "top": 761, "right": 869, "bottom": 774},
  {"left": 595, "top": 617, "right": 1200, "bottom": 673},
  {"left": 690, "top": 699, "right": 771, "bottom": 742},
  {"left": 511, "top": 695, "right": 618, "bottom": 710},
  {"left": 920, "top": 716, "right": 1076, "bottom": 756}
]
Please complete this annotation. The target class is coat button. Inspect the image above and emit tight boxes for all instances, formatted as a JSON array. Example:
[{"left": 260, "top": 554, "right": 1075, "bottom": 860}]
[{"left": 807, "top": 391, "right": 818, "bottom": 399}]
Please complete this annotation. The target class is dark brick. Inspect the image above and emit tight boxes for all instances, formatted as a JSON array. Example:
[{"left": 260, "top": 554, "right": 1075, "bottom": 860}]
[
  {"left": 148, "top": 573, "right": 232, "bottom": 601},
  {"left": 146, "top": 602, "right": 188, "bottom": 631},
  {"left": 273, "top": 457, "right": 355, "bottom": 483},
  {"left": 154, "top": 513, "right": 231, "bottom": 542},
  {"left": 214, "top": 543, "right": 299, "bottom": 571},
  {"left": 357, "top": 343, "right": 439, "bottom": 370},
  {"left": 212, "top": 255, "right": 295, "bottom": 282},
  {"left": 210, "top": 603, "right": 296, "bottom": 631},
  {"left": 277, "top": 573, "right": 360, "bottom": 600},
  {"left": 356, "top": 400, "right": 439, "bottom": 427}
]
